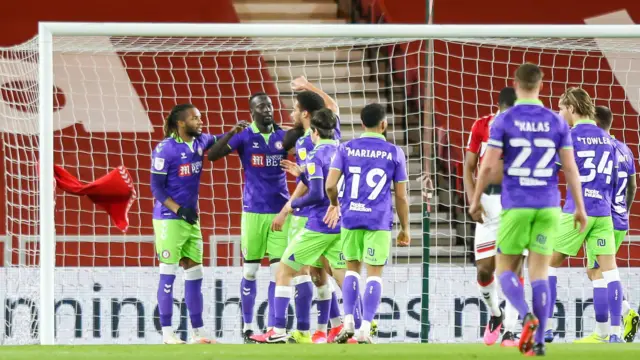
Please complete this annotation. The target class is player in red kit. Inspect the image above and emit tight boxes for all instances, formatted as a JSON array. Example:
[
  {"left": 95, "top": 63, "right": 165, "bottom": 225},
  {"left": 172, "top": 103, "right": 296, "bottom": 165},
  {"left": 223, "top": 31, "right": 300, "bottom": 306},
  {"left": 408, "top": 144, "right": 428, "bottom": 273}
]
[{"left": 463, "top": 87, "right": 522, "bottom": 347}]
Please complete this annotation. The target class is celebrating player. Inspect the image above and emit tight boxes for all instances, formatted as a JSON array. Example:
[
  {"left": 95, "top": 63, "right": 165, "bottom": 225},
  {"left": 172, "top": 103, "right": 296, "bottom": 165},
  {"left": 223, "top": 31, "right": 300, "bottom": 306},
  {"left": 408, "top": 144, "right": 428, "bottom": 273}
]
[
  {"left": 547, "top": 89, "right": 625, "bottom": 344},
  {"left": 207, "top": 93, "right": 304, "bottom": 343},
  {"left": 593, "top": 106, "right": 639, "bottom": 342},
  {"left": 259, "top": 108, "right": 346, "bottom": 343},
  {"left": 325, "top": 103, "right": 410, "bottom": 344},
  {"left": 470, "top": 63, "right": 587, "bottom": 356},
  {"left": 151, "top": 104, "right": 245, "bottom": 344},
  {"left": 463, "top": 86, "right": 522, "bottom": 346},
  {"left": 267, "top": 77, "right": 347, "bottom": 344}
]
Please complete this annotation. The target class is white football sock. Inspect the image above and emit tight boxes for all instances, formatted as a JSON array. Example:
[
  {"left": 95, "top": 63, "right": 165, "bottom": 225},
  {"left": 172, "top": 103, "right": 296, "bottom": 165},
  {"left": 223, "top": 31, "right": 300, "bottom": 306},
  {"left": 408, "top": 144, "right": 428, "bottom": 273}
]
[
  {"left": 162, "top": 326, "right": 174, "bottom": 339},
  {"left": 504, "top": 300, "right": 519, "bottom": 333},
  {"left": 478, "top": 278, "right": 502, "bottom": 317}
]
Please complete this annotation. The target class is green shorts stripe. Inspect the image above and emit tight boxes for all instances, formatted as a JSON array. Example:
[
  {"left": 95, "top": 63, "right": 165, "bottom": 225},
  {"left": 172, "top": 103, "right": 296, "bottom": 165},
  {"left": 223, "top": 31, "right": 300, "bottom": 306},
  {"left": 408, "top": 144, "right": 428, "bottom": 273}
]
[
  {"left": 241, "top": 212, "right": 290, "bottom": 261},
  {"left": 497, "top": 207, "right": 561, "bottom": 256},
  {"left": 153, "top": 219, "right": 203, "bottom": 264}
]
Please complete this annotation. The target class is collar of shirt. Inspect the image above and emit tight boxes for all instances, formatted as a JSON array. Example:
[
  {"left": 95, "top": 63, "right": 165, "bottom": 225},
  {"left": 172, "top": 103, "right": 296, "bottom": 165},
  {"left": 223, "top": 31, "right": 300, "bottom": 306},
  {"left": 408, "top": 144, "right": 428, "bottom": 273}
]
[
  {"left": 170, "top": 133, "right": 195, "bottom": 151},
  {"left": 313, "top": 139, "right": 337, "bottom": 149},
  {"left": 514, "top": 98, "right": 544, "bottom": 106},
  {"left": 250, "top": 121, "right": 274, "bottom": 143},
  {"left": 573, "top": 119, "right": 597, "bottom": 128},
  {"left": 360, "top": 132, "right": 386, "bottom": 140}
]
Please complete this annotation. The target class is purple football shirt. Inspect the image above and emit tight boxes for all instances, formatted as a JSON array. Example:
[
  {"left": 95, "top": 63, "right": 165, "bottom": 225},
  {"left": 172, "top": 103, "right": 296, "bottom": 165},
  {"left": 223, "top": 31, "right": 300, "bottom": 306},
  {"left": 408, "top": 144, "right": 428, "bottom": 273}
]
[
  {"left": 228, "top": 122, "right": 289, "bottom": 214},
  {"left": 292, "top": 115, "right": 342, "bottom": 217},
  {"left": 302, "top": 140, "right": 340, "bottom": 234},
  {"left": 562, "top": 120, "right": 617, "bottom": 217},
  {"left": 487, "top": 99, "right": 572, "bottom": 209},
  {"left": 330, "top": 132, "right": 408, "bottom": 231},
  {"left": 611, "top": 137, "right": 636, "bottom": 230},
  {"left": 151, "top": 133, "right": 217, "bottom": 219}
]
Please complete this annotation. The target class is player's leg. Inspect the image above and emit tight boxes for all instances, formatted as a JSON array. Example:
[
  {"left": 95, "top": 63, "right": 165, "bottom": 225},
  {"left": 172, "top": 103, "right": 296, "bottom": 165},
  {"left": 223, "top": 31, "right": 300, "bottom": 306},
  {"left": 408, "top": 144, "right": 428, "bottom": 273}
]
[
  {"left": 613, "top": 230, "right": 639, "bottom": 342},
  {"left": 495, "top": 208, "right": 537, "bottom": 354},
  {"left": 502, "top": 254, "right": 526, "bottom": 347},
  {"left": 546, "top": 213, "right": 593, "bottom": 342},
  {"left": 309, "top": 264, "right": 331, "bottom": 343},
  {"left": 179, "top": 221, "right": 215, "bottom": 343},
  {"left": 587, "top": 217, "right": 624, "bottom": 342},
  {"left": 266, "top": 228, "right": 328, "bottom": 343},
  {"left": 336, "top": 228, "right": 365, "bottom": 343},
  {"left": 239, "top": 212, "right": 269, "bottom": 341},
  {"left": 524, "top": 207, "right": 561, "bottom": 355},
  {"left": 153, "top": 219, "right": 187, "bottom": 344},
  {"left": 357, "top": 230, "right": 392, "bottom": 344}
]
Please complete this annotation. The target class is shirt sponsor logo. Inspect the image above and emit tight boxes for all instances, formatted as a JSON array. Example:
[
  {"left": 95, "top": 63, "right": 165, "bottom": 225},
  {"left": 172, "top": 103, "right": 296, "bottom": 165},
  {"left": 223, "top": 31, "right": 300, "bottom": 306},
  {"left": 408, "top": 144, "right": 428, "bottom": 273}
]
[
  {"left": 349, "top": 202, "right": 372, "bottom": 212},
  {"left": 154, "top": 158, "right": 165, "bottom": 171},
  {"left": 251, "top": 154, "right": 283, "bottom": 168},
  {"left": 178, "top": 161, "right": 202, "bottom": 176}
]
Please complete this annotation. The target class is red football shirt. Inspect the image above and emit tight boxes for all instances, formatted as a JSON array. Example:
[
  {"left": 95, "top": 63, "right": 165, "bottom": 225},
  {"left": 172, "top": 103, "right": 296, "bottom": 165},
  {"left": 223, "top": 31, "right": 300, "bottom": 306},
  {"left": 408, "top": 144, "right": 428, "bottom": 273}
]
[{"left": 466, "top": 114, "right": 494, "bottom": 164}]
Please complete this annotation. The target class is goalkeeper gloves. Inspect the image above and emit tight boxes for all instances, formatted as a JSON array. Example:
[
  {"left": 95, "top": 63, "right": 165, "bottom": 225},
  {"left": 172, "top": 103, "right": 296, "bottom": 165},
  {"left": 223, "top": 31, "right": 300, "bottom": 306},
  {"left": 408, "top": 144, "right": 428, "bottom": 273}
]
[{"left": 177, "top": 207, "right": 198, "bottom": 225}]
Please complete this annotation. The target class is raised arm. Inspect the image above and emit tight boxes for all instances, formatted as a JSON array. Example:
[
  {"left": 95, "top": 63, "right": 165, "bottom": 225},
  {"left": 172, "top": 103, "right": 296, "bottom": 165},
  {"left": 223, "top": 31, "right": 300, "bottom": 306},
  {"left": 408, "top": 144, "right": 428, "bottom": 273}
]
[
  {"left": 207, "top": 121, "right": 249, "bottom": 162},
  {"left": 291, "top": 76, "right": 339, "bottom": 114}
]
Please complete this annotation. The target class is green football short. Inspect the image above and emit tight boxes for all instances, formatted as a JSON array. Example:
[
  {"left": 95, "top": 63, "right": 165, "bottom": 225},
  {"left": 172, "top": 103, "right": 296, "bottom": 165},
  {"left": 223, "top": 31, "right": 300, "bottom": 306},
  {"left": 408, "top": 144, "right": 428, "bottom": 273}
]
[
  {"left": 588, "top": 229, "right": 626, "bottom": 269},
  {"left": 281, "top": 228, "right": 345, "bottom": 271},
  {"left": 341, "top": 228, "right": 391, "bottom": 266},
  {"left": 555, "top": 213, "right": 615, "bottom": 269},
  {"left": 288, "top": 215, "right": 308, "bottom": 245},
  {"left": 241, "top": 212, "right": 290, "bottom": 261},
  {"left": 497, "top": 207, "right": 561, "bottom": 256},
  {"left": 153, "top": 219, "right": 204, "bottom": 264}
]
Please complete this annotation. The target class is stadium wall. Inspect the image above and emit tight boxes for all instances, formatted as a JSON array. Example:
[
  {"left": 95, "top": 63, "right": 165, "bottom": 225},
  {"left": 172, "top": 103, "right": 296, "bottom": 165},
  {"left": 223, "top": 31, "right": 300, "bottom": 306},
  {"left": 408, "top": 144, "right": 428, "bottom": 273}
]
[{"left": 1, "top": 265, "right": 639, "bottom": 344}]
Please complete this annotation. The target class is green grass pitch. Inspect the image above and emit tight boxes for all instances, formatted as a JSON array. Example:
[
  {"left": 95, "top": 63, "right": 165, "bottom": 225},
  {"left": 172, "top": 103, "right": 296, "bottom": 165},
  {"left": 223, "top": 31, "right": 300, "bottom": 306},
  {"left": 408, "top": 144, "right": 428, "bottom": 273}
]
[{"left": 3, "top": 343, "right": 640, "bottom": 360}]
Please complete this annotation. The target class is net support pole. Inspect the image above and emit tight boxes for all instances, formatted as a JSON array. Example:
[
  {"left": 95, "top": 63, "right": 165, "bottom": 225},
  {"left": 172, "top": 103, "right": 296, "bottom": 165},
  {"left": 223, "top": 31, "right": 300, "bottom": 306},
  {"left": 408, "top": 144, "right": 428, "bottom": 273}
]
[
  {"left": 38, "top": 22, "right": 56, "bottom": 346},
  {"left": 419, "top": 0, "right": 432, "bottom": 344}
]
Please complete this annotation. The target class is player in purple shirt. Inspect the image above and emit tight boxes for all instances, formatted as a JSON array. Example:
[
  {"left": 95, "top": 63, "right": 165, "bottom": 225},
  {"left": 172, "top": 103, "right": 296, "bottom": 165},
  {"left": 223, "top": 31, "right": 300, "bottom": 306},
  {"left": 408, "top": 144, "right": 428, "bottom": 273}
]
[
  {"left": 547, "top": 89, "right": 625, "bottom": 344},
  {"left": 590, "top": 105, "right": 638, "bottom": 342},
  {"left": 150, "top": 104, "right": 241, "bottom": 344},
  {"left": 207, "top": 92, "right": 304, "bottom": 343},
  {"left": 470, "top": 64, "right": 587, "bottom": 356},
  {"left": 324, "top": 103, "right": 410, "bottom": 344},
  {"left": 268, "top": 77, "right": 348, "bottom": 344},
  {"left": 258, "top": 108, "right": 347, "bottom": 343}
]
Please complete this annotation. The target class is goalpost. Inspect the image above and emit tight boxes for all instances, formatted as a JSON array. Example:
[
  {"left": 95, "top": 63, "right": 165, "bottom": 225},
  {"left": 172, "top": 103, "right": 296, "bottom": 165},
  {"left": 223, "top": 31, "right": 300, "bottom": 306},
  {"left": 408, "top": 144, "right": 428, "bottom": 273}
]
[{"left": 1, "top": 22, "right": 639, "bottom": 345}]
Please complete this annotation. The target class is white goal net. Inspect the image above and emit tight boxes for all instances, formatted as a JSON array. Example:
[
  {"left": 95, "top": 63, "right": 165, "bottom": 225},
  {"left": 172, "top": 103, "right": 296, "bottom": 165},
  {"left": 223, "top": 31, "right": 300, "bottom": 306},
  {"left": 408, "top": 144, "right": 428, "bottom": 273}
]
[{"left": 0, "top": 25, "right": 639, "bottom": 345}]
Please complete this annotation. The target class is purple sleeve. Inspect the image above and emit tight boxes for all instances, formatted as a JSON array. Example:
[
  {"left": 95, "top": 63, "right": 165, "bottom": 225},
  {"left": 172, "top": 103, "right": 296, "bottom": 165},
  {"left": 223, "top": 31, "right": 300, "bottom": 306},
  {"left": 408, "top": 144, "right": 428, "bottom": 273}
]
[
  {"left": 330, "top": 144, "right": 345, "bottom": 173},
  {"left": 334, "top": 115, "right": 342, "bottom": 140},
  {"left": 291, "top": 178, "right": 324, "bottom": 209},
  {"left": 150, "top": 172, "right": 170, "bottom": 204},
  {"left": 559, "top": 120, "right": 573, "bottom": 149},
  {"left": 487, "top": 113, "right": 505, "bottom": 149},
  {"left": 393, "top": 146, "right": 409, "bottom": 183},
  {"left": 628, "top": 146, "right": 636, "bottom": 175},
  {"left": 203, "top": 133, "right": 222, "bottom": 150},
  {"left": 227, "top": 130, "right": 246, "bottom": 152}
]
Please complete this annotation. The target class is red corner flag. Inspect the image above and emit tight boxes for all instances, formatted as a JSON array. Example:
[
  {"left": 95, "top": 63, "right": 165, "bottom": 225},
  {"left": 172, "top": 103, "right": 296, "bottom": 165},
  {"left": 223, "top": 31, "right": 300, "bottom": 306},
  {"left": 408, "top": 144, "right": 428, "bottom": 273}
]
[{"left": 53, "top": 165, "right": 137, "bottom": 232}]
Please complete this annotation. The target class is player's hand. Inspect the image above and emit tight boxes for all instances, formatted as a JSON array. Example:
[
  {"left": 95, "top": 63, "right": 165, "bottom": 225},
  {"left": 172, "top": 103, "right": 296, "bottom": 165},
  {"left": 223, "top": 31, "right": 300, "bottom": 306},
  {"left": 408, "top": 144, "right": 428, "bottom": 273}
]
[
  {"left": 281, "top": 159, "right": 303, "bottom": 177},
  {"left": 177, "top": 207, "right": 198, "bottom": 225},
  {"left": 396, "top": 229, "right": 410, "bottom": 247},
  {"left": 574, "top": 207, "right": 588, "bottom": 233},
  {"left": 271, "top": 208, "right": 289, "bottom": 232},
  {"left": 233, "top": 121, "right": 250, "bottom": 134},
  {"left": 468, "top": 201, "right": 485, "bottom": 224},
  {"left": 323, "top": 204, "right": 341, "bottom": 229},
  {"left": 291, "top": 76, "right": 309, "bottom": 91}
]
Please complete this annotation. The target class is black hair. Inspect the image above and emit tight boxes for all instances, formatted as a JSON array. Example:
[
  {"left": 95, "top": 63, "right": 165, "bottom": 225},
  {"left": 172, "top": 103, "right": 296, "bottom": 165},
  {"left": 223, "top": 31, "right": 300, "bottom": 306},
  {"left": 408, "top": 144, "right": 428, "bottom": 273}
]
[
  {"left": 249, "top": 92, "right": 268, "bottom": 103},
  {"left": 164, "top": 103, "right": 195, "bottom": 137},
  {"left": 595, "top": 105, "right": 613, "bottom": 131},
  {"left": 310, "top": 108, "right": 337, "bottom": 139},
  {"left": 360, "top": 103, "right": 386, "bottom": 128},
  {"left": 498, "top": 87, "right": 517, "bottom": 109},
  {"left": 296, "top": 91, "right": 325, "bottom": 114}
]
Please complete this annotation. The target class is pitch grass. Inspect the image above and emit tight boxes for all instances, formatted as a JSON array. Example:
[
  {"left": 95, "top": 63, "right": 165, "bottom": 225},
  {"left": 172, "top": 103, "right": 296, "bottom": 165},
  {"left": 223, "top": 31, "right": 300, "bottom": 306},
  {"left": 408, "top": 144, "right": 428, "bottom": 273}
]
[{"left": 2, "top": 343, "right": 640, "bottom": 360}]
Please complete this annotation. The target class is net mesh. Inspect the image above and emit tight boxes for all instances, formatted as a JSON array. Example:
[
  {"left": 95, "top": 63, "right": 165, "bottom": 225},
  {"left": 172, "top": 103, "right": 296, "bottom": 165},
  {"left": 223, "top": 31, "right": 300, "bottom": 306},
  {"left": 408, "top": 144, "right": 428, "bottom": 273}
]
[{"left": 0, "top": 34, "right": 639, "bottom": 344}]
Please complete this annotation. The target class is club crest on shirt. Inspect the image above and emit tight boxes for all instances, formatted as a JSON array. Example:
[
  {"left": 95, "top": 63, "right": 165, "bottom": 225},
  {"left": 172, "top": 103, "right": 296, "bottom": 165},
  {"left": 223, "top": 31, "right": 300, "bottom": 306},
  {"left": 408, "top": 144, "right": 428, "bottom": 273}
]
[
  {"left": 307, "top": 162, "right": 316, "bottom": 175},
  {"left": 275, "top": 141, "right": 283, "bottom": 150},
  {"left": 154, "top": 157, "right": 165, "bottom": 171},
  {"left": 298, "top": 148, "right": 307, "bottom": 160},
  {"left": 197, "top": 147, "right": 203, "bottom": 156}
]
